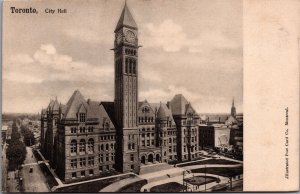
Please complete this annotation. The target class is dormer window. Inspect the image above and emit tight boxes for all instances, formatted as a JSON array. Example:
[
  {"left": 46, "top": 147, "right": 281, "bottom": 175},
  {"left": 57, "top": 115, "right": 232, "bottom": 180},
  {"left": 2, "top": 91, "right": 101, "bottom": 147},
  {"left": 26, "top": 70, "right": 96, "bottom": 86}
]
[{"left": 79, "top": 113, "right": 86, "bottom": 122}]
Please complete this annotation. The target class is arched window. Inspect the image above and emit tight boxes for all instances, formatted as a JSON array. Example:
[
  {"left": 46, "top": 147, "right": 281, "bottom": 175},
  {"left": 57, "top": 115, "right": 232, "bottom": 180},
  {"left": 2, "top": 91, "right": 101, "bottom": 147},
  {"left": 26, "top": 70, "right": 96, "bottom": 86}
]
[
  {"left": 133, "top": 62, "right": 136, "bottom": 74},
  {"left": 111, "top": 143, "right": 114, "bottom": 150},
  {"left": 125, "top": 59, "right": 128, "bottom": 74},
  {"left": 88, "top": 138, "right": 94, "bottom": 152},
  {"left": 101, "top": 144, "right": 104, "bottom": 151},
  {"left": 106, "top": 143, "right": 109, "bottom": 151},
  {"left": 71, "top": 140, "right": 77, "bottom": 153},
  {"left": 79, "top": 139, "right": 85, "bottom": 152},
  {"left": 129, "top": 59, "right": 132, "bottom": 74}
]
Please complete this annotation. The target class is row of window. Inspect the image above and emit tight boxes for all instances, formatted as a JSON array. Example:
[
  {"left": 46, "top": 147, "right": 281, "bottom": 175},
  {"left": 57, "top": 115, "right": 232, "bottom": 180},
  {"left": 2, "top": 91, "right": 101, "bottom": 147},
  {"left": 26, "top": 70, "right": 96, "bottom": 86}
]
[
  {"left": 70, "top": 126, "right": 94, "bottom": 134},
  {"left": 140, "top": 127, "right": 155, "bottom": 131},
  {"left": 128, "top": 143, "right": 135, "bottom": 150},
  {"left": 169, "top": 146, "right": 177, "bottom": 153},
  {"left": 70, "top": 157, "right": 94, "bottom": 169},
  {"left": 141, "top": 139, "right": 155, "bottom": 147},
  {"left": 139, "top": 117, "right": 154, "bottom": 123},
  {"left": 70, "top": 139, "right": 94, "bottom": 153},
  {"left": 99, "top": 153, "right": 115, "bottom": 162},
  {"left": 125, "top": 58, "right": 136, "bottom": 74},
  {"left": 125, "top": 48, "right": 136, "bottom": 56},
  {"left": 182, "top": 119, "right": 198, "bottom": 125},
  {"left": 72, "top": 170, "right": 94, "bottom": 179},
  {"left": 99, "top": 143, "right": 115, "bottom": 151},
  {"left": 99, "top": 135, "right": 115, "bottom": 141}
]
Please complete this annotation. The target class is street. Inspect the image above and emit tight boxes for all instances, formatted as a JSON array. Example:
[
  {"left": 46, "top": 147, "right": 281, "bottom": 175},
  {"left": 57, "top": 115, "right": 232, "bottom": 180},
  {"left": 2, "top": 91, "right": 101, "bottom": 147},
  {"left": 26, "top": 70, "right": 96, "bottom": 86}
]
[{"left": 20, "top": 147, "right": 50, "bottom": 192}]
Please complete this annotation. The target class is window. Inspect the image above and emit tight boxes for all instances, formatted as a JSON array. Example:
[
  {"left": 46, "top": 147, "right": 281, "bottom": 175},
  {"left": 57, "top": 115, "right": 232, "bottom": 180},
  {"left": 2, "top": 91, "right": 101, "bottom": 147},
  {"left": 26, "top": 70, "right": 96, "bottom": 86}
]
[
  {"left": 147, "top": 133, "right": 150, "bottom": 137},
  {"left": 71, "top": 127, "right": 77, "bottom": 133},
  {"left": 72, "top": 172, "right": 76, "bottom": 178},
  {"left": 104, "top": 122, "right": 110, "bottom": 131},
  {"left": 132, "top": 143, "right": 135, "bottom": 150},
  {"left": 106, "top": 154, "right": 109, "bottom": 162},
  {"left": 125, "top": 59, "right": 128, "bottom": 73},
  {"left": 70, "top": 140, "right": 77, "bottom": 153},
  {"left": 79, "top": 158, "right": 86, "bottom": 167},
  {"left": 81, "top": 171, "right": 85, "bottom": 177},
  {"left": 147, "top": 140, "right": 150, "bottom": 146},
  {"left": 88, "top": 156, "right": 94, "bottom": 166},
  {"left": 169, "top": 146, "right": 172, "bottom": 153},
  {"left": 88, "top": 126, "right": 93, "bottom": 132},
  {"left": 87, "top": 139, "right": 94, "bottom": 152},
  {"left": 111, "top": 143, "right": 114, "bottom": 150},
  {"left": 130, "top": 154, "right": 134, "bottom": 161},
  {"left": 151, "top": 140, "right": 154, "bottom": 146},
  {"left": 79, "top": 113, "right": 86, "bottom": 122},
  {"left": 169, "top": 138, "right": 172, "bottom": 143},
  {"left": 79, "top": 139, "right": 85, "bottom": 152},
  {"left": 128, "top": 143, "right": 131, "bottom": 150},
  {"left": 71, "top": 159, "right": 77, "bottom": 169},
  {"left": 89, "top": 169, "right": 94, "bottom": 176},
  {"left": 142, "top": 134, "right": 145, "bottom": 138},
  {"left": 111, "top": 153, "right": 115, "bottom": 161},
  {"left": 99, "top": 154, "right": 103, "bottom": 163},
  {"left": 131, "top": 165, "right": 134, "bottom": 170},
  {"left": 151, "top": 133, "right": 154, "bottom": 137},
  {"left": 106, "top": 144, "right": 109, "bottom": 151},
  {"left": 99, "top": 166, "right": 103, "bottom": 171},
  {"left": 101, "top": 144, "right": 104, "bottom": 151},
  {"left": 142, "top": 140, "right": 145, "bottom": 146}
]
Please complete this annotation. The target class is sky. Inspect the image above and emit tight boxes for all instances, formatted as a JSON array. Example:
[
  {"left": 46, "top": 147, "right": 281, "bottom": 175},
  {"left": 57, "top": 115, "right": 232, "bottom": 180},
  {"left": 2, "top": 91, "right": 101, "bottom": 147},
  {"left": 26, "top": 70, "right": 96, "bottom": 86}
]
[{"left": 3, "top": 0, "right": 243, "bottom": 114}]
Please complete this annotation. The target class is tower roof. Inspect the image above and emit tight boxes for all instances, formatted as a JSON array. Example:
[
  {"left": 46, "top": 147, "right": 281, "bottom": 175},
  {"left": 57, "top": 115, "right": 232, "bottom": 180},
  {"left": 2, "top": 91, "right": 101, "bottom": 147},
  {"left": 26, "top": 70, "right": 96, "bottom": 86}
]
[
  {"left": 157, "top": 103, "right": 167, "bottom": 120},
  {"left": 115, "top": 2, "right": 138, "bottom": 32},
  {"left": 169, "top": 94, "right": 189, "bottom": 115}
]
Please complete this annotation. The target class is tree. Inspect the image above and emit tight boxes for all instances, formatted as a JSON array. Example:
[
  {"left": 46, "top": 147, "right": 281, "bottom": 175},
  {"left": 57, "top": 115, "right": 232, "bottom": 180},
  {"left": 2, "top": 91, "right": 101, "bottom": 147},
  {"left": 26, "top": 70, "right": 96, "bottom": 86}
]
[
  {"left": 6, "top": 120, "right": 27, "bottom": 171},
  {"left": 6, "top": 140, "right": 27, "bottom": 171}
]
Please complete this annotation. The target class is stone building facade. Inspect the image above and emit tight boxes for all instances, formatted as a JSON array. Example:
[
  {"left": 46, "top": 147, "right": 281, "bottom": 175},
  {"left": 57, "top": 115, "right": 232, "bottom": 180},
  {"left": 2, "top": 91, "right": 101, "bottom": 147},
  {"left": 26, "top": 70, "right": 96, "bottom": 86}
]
[{"left": 41, "top": 2, "right": 201, "bottom": 182}]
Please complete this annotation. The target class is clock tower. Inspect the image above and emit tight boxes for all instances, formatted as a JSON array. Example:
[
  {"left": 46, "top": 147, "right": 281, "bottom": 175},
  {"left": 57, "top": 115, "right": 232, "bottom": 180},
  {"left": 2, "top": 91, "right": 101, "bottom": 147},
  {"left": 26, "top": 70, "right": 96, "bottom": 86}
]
[{"left": 114, "top": 2, "right": 140, "bottom": 173}]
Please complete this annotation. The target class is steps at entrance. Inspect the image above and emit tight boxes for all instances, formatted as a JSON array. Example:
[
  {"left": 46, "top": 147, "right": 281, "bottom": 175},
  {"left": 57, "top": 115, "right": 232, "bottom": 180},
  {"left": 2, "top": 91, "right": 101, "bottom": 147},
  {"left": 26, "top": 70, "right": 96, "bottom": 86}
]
[{"left": 139, "top": 162, "right": 173, "bottom": 175}]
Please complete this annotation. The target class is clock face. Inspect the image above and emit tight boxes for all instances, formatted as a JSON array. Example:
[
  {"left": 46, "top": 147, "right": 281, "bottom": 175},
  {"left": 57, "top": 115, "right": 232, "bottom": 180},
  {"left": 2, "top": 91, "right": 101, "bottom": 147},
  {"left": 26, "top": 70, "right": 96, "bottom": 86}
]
[{"left": 125, "top": 30, "right": 136, "bottom": 43}]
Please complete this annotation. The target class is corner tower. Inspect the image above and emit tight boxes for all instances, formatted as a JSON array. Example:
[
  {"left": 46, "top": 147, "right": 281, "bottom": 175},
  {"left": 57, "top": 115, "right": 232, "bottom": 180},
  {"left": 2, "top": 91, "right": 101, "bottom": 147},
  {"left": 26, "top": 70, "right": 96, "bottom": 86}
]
[{"left": 114, "top": 2, "right": 140, "bottom": 173}]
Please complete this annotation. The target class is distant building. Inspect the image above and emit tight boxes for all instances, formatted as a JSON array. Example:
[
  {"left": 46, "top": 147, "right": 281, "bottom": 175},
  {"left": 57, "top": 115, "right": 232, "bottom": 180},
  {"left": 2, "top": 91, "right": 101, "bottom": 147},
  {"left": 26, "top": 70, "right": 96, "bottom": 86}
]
[
  {"left": 41, "top": 2, "right": 201, "bottom": 183},
  {"left": 199, "top": 124, "right": 231, "bottom": 151}
]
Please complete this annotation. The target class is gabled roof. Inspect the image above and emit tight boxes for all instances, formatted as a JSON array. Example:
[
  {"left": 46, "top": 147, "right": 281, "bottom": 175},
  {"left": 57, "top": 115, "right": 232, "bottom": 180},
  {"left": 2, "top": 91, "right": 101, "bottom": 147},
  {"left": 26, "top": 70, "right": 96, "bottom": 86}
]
[
  {"left": 115, "top": 2, "right": 138, "bottom": 32},
  {"left": 100, "top": 102, "right": 116, "bottom": 126},
  {"left": 63, "top": 90, "right": 88, "bottom": 119},
  {"left": 169, "top": 94, "right": 189, "bottom": 115}
]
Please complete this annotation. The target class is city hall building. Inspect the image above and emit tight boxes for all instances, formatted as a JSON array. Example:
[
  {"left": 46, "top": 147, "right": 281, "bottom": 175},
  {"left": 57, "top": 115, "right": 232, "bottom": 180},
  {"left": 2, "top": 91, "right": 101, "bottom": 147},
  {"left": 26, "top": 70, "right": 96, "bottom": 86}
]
[{"left": 40, "top": 3, "right": 201, "bottom": 182}]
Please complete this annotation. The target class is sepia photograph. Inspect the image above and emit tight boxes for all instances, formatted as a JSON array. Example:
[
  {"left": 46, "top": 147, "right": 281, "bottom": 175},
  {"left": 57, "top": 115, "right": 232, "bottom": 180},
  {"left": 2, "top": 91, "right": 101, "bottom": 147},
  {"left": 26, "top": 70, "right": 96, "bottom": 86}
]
[{"left": 2, "top": 0, "right": 243, "bottom": 192}]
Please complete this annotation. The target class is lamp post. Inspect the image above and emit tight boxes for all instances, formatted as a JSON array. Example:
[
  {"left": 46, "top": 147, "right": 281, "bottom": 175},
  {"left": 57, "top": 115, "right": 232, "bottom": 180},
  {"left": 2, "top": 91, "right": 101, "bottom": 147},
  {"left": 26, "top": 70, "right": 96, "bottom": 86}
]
[{"left": 204, "top": 165, "right": 207, "bottom": 192}]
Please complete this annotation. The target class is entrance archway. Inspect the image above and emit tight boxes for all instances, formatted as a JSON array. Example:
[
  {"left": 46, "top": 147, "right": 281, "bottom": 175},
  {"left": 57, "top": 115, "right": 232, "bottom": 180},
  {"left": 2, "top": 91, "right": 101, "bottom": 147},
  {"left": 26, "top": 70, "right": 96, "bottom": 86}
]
[
  {"left": 156, "top": 154, "right": 160, "bottom": 162},
  {"left": 141, "top": 155, "right": 146, "bottom": 164},
  {"left": 148, "top": 154, "right": 154, "bottom": 163}
]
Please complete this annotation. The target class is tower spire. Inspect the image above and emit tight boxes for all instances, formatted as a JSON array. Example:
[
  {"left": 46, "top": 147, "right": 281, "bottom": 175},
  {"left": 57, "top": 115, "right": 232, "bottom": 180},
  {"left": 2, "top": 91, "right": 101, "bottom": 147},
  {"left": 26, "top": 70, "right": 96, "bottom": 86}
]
[
  {"left": 232, "top": 97, "right": 235, "bottom": 107},
  {"left": 114, "top": 1, "right": 138, "bottom": 32}
]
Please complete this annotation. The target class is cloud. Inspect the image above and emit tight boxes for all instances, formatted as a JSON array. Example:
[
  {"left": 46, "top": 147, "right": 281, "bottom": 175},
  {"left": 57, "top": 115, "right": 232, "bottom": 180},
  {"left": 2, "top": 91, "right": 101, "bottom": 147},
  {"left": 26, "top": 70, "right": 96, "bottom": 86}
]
[
  {"left": 140, "top": 19, "right": 240, "bottom": 54},
  {"left": 5, "top": 44, "right": 113, "bottom": 84}
]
